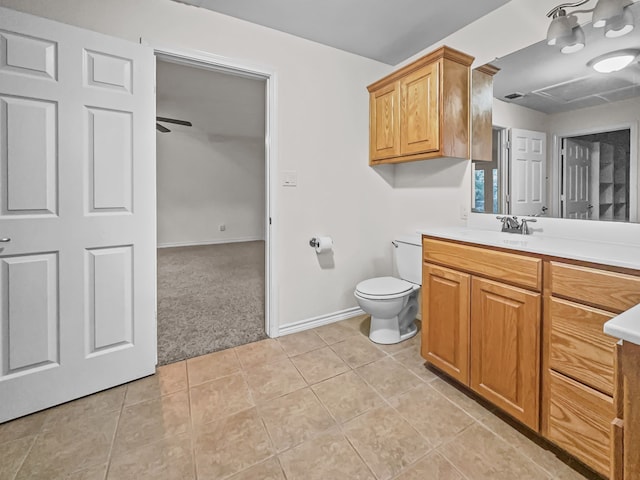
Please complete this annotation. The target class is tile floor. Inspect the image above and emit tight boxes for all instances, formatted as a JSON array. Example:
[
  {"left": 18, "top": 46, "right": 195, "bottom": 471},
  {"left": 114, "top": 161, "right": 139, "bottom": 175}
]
[{"left": 0, "top": 316, "right": 602, "bottom": 480}]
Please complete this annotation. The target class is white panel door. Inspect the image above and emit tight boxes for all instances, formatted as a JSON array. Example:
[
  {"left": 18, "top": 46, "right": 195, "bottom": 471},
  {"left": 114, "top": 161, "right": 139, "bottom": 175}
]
[
  {"left": 0, "top": 7, "right": 156, "bottom": 422},
  {"left": 509, "top": 128, "right": 547, "bottom": 216},
  {"left": 563, "top": 138, "right": 594, "bottom": 220}
]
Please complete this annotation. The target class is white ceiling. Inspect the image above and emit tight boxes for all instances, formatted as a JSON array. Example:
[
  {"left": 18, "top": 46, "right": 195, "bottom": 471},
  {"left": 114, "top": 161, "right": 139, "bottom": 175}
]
[
  {"left": 156, "top": 59, "right": 265, "bottom": 139},
  {"left": 493, "top": 1, "right": 640, "bottom": 114},
  {"left": 172, "top": 0, "right": 511, "bottom": 65}
]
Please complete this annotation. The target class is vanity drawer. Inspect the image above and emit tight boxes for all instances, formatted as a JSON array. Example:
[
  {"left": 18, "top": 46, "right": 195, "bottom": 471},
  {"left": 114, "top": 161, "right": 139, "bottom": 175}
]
[
  {"left": 546, "top": 370, "right": 614, "bottom": 478},
  {"left": 549, "top": 297, "right": 617, "bottom": 396},
  {"left": 550, "top": 262, "right": 640, "bottom": 313},
  {"left": 423, "top": 237, "right": 541, "bottom": 290}
]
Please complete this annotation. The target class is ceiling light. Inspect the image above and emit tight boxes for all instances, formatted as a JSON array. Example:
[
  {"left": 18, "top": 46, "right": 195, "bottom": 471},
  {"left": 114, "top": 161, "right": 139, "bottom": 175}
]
[
  {"left": 588, "top": 49, "right": 639, "bottom": 72},
  {"left": 560, "top": 25, "right": 586, "bottom": 53},
  {"left": 593, "top": 0, "right": 632, "bottom": 29},
  {"left": 547, "top": 10, "right": 585, "bottom": 53},
  {"left": 604, "top": 5, "right": 635, "bottom": 37},
  {"left": 546, "top": 0, "right": 636, "bottom": 53}
]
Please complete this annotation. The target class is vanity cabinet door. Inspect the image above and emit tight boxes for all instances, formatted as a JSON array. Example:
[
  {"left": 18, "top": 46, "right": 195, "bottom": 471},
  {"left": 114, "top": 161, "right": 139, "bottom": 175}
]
[
  {"left": 422, "top": 263, "right": 470, "bottom": 384},
  {"left": 470, "top": 277, "right": 541, "bottom": 430},
  {"left": 369, "top": 81, "right": 400, "bottom": 161},
  {"left": 400, "top": 62, "right": 440, "bottom": 156}
]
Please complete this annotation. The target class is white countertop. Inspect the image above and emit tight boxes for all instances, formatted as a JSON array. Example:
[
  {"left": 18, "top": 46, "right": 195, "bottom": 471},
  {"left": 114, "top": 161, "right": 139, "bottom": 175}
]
[
  {"left": 418, "top": 226, "right": 640, "bottom": 345},
  {"left": 418, "top": 226, "right": 640, "bottom": 271},
  {"left": 604, "top": 303, "right": 640, "bottom": 346}
]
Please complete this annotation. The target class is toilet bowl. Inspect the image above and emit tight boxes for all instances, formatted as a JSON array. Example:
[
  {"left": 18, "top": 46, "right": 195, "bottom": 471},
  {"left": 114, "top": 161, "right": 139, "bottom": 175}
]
[
  {"left": 355, "top": 277, "right": 419, "bottom": 344},
  {"left": 354, "top": 235, "right": 422, "bottom": 345}
]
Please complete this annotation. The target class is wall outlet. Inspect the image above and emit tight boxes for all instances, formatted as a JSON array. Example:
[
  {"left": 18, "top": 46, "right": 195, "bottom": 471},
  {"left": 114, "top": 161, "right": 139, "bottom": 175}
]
[
  {"left": 219, "top": 224, "right": 226, "bottom": 231},
  {"left": 459, "top": 205, "right": 469, "bottom": 220}
]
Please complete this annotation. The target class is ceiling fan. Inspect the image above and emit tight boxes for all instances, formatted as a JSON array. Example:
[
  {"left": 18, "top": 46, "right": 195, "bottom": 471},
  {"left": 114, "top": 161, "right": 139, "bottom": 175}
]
[{"left": 156, "top": 116, "right": 192, "bottom": 133}]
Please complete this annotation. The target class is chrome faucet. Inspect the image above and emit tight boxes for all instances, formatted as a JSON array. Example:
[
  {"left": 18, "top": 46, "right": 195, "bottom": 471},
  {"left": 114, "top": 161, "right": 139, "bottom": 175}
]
[{"left": 496, "top": 216, "right": 537, "bottom": 235}]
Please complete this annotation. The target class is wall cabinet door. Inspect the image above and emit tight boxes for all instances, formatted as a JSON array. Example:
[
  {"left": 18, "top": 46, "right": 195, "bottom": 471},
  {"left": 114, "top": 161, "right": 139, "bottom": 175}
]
[
  {"left": 400, "top": 62, "right": 440, "bottom": 156},
  {"left": 369, "top": 81, "right": 400, "bottom": 161},
  {"left": 470, "top": 277, "right": 541, "bottom": 430},
  {"left": 421, "top": 263, "right": 470, "bottom": 384}
]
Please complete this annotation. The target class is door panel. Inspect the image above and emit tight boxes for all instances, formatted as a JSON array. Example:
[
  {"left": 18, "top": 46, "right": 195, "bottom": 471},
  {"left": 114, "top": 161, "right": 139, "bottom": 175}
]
[
  {"left": 1, "top": 254, "right": 59, "bottom": 375},
  {"left": 86, "top": 246, "right": 133, "bottom": 354},
  {"left": 1, "top": 96, "right": 57, "bottom": 215},
  {"left": 0, "top": 30, "right": 57, "bottom": 80},
  {"left": 509, "top": 128, "right": 547, "bottom": 216},
  {"left": 563, "top": 138, "right": 593, "bottom": 219},
  {"left": 470, "top": 277, "right": 541, "bottom": 430},
  {"left": 0, "top": 7, "right": 156, "bottom": 422},
  {"left": 87, "top": 107, "right": 133, "bottom": 212}
]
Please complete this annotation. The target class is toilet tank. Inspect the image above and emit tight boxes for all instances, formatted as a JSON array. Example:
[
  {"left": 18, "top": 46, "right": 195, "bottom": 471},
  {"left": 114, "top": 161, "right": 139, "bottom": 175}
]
[{"left": 394, "top": 234, "right": 422, "bottom": 285}]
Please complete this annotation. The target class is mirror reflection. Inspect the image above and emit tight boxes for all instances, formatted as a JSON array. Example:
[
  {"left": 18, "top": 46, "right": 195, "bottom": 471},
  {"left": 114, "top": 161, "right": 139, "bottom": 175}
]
[{"left": 472, "top": 1, "right": 640, "bottom": 223}]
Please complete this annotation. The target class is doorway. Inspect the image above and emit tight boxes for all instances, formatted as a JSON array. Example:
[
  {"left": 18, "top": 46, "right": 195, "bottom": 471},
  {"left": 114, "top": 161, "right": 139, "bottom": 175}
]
[
  {"left": 560, "top": 129, "right": 631, "bottom": 221},
  {"left": 154, "top": 51, "right": 274, "bottom": 365}
]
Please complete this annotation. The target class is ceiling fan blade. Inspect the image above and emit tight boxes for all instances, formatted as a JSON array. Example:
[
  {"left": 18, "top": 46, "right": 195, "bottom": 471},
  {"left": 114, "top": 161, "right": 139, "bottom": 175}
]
[
  {"left": 156, "top": 123, "right": 171, "bottom": 133},
  {"left": 156, "top": 116, "right": 192, "bottom": 127}
]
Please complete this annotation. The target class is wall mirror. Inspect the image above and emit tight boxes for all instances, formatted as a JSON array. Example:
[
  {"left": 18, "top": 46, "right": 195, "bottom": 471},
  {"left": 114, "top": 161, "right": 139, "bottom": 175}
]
[{"left": 472, "top": 1, "right": 640, "bottom": 223}]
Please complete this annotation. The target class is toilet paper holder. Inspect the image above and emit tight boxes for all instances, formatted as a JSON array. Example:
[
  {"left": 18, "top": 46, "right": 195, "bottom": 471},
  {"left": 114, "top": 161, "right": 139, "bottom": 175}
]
[{"left": 309, "top": 238, "right": 320, "bottom": 248}]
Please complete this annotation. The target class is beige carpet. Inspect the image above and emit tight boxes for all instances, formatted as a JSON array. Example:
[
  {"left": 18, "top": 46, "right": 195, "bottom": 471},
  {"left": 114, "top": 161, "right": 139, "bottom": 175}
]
[{"left": 157, "top": 241, "right": 267, "bottom": 365}]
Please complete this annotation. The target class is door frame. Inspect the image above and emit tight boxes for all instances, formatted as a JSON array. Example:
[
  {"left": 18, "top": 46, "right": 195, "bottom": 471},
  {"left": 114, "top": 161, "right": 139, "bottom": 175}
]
[
  {"left": 551, "top": 122, "right": 638, "bottom": 222},
  {"left": 148, "top": 41, "right": 279, "bottom": 338}
]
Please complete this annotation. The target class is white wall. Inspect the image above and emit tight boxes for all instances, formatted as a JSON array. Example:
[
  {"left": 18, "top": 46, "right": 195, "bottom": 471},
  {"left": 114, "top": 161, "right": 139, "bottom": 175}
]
[
  {"left": 6, "top": 0, "right": 639, "bottom": 333},
  {"left": 493, "top": 99, "right": 549, "bottom": 133},
  {"left": 156, "top": 131, "right": 265, "bottom": 246},
  {"left": 0, "top": 0, "right": 394, "bottom": 329}
]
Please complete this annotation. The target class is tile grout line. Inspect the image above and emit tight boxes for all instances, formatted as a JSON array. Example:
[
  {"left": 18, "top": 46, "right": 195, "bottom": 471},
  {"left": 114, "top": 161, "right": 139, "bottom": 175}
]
[
  {"left": 9, "top": 429, "right": 39, "bottom": 480},
  {"left": 185, "top": 359, "right": 199, "bottom": 480},
  {"left": 102, "top": 384, "right": 129, "bottom": 480}
]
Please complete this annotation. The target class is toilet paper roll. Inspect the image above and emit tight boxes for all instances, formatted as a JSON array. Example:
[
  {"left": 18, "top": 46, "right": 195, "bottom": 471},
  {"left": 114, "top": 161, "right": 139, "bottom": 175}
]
[{"left": 314, "top": 236, "right": 333, "bottom": 253}]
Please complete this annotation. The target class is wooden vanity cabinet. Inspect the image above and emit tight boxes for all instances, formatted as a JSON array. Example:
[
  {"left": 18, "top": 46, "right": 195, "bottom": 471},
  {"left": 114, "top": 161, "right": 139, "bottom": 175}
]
[
  {"left": 368, "top": 46, "right": 473, "bottom": 165},
  {"left": 542, "top": 261, "right": 640, "bottom": 478},
  {"left": 421, "top": 237, "right": 542, "bottom": 430},
  {"left": 421, "top": 263, "right": 470, "bottom": 384},
  {"left": 470, "top": 277, "right": 541, "bottom": 430}
]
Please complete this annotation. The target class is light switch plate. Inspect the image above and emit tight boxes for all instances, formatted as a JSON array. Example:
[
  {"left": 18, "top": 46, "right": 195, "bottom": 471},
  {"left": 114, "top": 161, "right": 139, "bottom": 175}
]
[{"left": 282, "top": 170, "right": 297, "bottom": 187}]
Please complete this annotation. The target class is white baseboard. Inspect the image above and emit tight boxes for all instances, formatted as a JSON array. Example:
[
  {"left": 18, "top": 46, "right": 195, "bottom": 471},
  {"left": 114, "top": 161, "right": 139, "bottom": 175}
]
[
  {"left": 278, "top": 307, "right": 366, "bottom": 337},
  {"left": 157, "top": 237, "right": 265, "bottom": 248}
]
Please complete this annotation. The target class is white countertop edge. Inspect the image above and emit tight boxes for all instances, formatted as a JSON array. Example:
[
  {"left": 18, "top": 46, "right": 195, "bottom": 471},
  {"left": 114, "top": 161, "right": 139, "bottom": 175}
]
[
  {"left": 604, "top": 303, "right": 640, "bottom": 346},
  {"left": 417, "top": 226, "right": 640, "bottom": 271}
]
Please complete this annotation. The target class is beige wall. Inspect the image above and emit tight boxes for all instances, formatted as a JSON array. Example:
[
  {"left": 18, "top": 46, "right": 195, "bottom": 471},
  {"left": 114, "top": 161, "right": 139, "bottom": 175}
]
[
  {"left": 0, "top": 0, "right": 393, "bottom": 330},
  {"left": 5, "top": 0, "right": 638, "bottom": 332}
]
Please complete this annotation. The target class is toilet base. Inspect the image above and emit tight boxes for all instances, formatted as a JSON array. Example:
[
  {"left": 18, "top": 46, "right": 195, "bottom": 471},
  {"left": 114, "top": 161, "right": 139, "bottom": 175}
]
[{"left": 369, "top": 316, "right": 418, "bottom": 345}]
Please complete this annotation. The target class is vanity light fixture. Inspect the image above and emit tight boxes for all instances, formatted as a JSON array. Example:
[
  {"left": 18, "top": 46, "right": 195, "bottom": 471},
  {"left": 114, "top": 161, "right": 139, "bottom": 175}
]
[
  {"left": 587, "top": 48, "right": 640, "bottom": 72},
  {"left": 547, "top": 0, "right": 635, "bottom": 53},
  {"left": 547, "top": 9, "right": 586, "bottom": 53}
]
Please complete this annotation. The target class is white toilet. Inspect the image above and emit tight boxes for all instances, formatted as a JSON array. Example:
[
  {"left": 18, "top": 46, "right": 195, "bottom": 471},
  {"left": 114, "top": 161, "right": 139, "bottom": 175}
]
[{"left": 354, "top": 235, "right": 422, "bottom": 344}]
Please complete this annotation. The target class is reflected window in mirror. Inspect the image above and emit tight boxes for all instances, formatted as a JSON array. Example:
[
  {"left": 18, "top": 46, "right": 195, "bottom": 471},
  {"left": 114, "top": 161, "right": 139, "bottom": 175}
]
[{"left": 472, "top": 128, "right": 506, "bottom": 215}]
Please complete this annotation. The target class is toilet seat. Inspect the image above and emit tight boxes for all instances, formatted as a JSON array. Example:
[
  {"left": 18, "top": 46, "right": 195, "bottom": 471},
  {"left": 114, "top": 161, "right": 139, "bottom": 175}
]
[{"left": 355, "top": 276, "right": 415, "bottom": 300}]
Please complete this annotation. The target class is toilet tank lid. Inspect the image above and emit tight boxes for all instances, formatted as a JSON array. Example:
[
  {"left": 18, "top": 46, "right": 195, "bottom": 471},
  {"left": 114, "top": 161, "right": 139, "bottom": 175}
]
[{"left": 395, "top": 234, "right": 421, "bottom": 246}]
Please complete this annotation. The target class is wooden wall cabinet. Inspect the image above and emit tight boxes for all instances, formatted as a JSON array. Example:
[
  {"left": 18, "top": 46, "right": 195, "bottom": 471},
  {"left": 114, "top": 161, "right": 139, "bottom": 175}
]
[
  {"left": 368, "top": 46, "right": 474, "bottom": 165},
  {"left": 421, "top": 237, "right": 541, "bottom": 430},
  {"left": 471, "top": 64, "right": 499, "bottom": 162}
]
